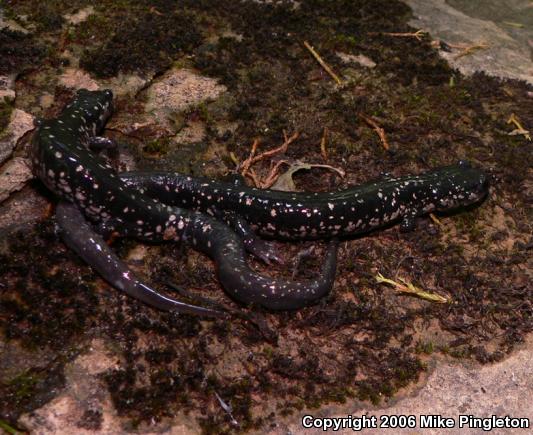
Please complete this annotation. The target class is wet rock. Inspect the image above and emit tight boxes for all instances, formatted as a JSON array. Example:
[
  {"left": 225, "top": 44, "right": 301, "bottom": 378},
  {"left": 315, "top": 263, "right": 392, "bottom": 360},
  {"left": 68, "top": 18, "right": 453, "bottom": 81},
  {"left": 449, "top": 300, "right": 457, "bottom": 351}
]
[
  {"left": 406, "top": 0, "right": 533, "bottom": 84},
  {"left": 64, "top": 6, "right": 95, "bottom": 25},
  {"left": 145, "top": 68, "right": 226, "bottom": 117},
  {"left": 0, "top": 109, "right": 34, "bottom": 166},
  {"left": 0, "top": 74, "right": 16, "bottom": 101},
  {"left": 0, "top": 157, "right": 33, "bottom": 203},
  {"left": 18, "top": 340, "right": 123, "bottom": 435},
  {"left": 336, "top": 52, "right": 377, "bottom": 68},
  {"left": 58, "top": 68, "right": 99, "bottom": 91}
]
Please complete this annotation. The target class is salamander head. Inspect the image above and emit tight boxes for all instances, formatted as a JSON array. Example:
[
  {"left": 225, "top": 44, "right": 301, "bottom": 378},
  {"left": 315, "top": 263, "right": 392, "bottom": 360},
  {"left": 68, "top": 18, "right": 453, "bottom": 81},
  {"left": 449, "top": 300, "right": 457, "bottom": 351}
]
[
  {"left": 430, "top": 161, "right": 489, "bottom": 211},
  {"left": 72, "top": 88, "right": 114, "bottom": 133}
]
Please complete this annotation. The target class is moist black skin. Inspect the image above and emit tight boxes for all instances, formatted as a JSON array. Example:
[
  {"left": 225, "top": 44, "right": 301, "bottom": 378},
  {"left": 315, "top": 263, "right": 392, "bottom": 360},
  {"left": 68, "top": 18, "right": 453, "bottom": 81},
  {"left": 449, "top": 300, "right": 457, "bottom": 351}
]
[{"left": 31, "top": 89, "right": 338, "bottom": 312}]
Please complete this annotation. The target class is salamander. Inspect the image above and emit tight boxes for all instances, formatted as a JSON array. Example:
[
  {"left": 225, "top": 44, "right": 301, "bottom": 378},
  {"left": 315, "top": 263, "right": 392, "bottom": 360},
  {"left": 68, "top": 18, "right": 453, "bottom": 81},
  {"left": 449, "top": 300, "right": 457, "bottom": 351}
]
[
  {"left": 119, "top": 163, "right": 489, "bottom": 240},
  {"left": 31, "top": 89, "right": 338, "bottom": 313}
]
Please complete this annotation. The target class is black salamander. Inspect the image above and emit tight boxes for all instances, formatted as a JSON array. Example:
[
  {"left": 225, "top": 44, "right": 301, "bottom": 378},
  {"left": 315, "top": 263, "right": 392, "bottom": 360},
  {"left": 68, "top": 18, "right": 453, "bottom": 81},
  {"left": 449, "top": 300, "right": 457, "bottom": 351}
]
[
  {"left": 119, "top": 164, "right": 489, "bottom": 241},
  {"left": 31, "top": 89, "right": 338, "bottom": 312}
]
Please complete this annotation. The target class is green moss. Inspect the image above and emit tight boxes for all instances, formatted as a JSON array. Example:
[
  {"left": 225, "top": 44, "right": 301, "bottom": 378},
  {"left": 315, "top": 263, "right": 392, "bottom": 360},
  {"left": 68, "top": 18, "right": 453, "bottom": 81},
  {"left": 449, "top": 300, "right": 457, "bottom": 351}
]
[
  {"left": 8, "top": 372, "right": 40, "bottom": 402},
  {"left": 142, "top": 138, "right": 170, "bottom": 156},
  {"left": 0, "top": 419, "right": 19, "bottom": 435},
  {"left": 415, "top": 340, "right": 435, "bottom": 355}
]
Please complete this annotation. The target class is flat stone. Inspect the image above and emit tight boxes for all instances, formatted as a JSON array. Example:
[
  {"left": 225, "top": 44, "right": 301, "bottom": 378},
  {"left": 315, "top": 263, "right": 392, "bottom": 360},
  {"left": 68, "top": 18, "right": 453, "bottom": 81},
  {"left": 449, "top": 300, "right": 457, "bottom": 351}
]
[
  {"left": 406, "top": 0, "right": 533, "bottom": 84},
  {"left": 0, "top": 157, "right": 33, "bottom": 203},
  {"left": 0, "top": 74, "right": 17, "bottom": 101},
  {"left": 0, "top": 109, "right": 34, "bottom": 166},
  {"left": 64, "top": 6, "right": 95, "bottom": 25},
  {"left": 145, "top": 68, "right": 226, "bottom": 114},
  {"left": 58, "top": 68, "right": 100, "bottom": 91}
]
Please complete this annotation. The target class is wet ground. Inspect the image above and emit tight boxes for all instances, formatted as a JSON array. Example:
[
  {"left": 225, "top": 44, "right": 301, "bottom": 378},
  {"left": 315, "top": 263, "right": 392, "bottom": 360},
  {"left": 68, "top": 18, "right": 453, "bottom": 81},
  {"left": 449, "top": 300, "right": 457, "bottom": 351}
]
[{"left": 0, "top": 1, "right": 531, "bottom": 433}]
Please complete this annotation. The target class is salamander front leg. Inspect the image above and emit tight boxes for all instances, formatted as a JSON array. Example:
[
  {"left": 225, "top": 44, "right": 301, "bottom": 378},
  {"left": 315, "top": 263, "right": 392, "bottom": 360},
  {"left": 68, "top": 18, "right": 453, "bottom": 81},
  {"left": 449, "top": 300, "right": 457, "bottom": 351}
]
[
  {"left": 88, "top": 136, "right": 117, "bottom": 152},
  {"left": 55, "top": 202, "right": 226, "bottom": 318},
  {"left": 400, "top": 209, "right": 418, "bottom": 232}
]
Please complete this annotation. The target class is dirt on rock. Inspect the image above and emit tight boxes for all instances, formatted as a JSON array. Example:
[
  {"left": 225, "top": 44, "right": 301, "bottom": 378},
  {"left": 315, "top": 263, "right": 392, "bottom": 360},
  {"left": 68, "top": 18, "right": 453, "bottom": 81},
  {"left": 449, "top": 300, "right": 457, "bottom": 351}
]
[{"left": 0, "top": 1, "right": 531, "bottom": 433}]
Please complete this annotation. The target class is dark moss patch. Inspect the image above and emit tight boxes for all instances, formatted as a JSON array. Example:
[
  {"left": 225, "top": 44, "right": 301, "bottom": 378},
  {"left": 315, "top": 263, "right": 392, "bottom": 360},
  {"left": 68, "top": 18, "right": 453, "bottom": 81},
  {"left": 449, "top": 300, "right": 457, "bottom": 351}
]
[
  {"left": 0, "top": 28, "right": 45, "bottom": 75},
  {"left": 77, "top": 408, "right": 103, "bottom": 431},
  {"left": 142, "top": 138, "right": 171, "bottom": 157},
  {"left": 0, "top": 365, "right": 65, "bottom": 423},
  {"left": 0, "top": 220, "right": 99, "bottom": 350},
  {"left": 1, "top": 0, "right": 532, "bottom": 432},
  {"left": 0, "top": 97, "right": 14, "bottom": 134},
  {"left": 79, "top": 8, "right": 202, "bottom": 78}
]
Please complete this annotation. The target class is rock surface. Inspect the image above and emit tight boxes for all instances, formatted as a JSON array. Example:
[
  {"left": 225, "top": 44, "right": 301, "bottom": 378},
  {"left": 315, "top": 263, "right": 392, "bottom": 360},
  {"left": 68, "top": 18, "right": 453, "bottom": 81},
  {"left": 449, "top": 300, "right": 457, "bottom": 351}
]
[{"left": 406, "top": 0, "right": 533, "bottom": 84}]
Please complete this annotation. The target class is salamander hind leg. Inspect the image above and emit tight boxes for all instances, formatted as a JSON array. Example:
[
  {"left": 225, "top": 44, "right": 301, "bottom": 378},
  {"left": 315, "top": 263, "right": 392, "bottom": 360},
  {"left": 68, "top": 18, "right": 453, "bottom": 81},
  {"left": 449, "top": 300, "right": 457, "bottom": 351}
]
[
  {"left": 55, "top": 202, "right": 226, "bottom": 318},
  {"left": 224, "top": 213, "right": 284, "bottom": 265}
]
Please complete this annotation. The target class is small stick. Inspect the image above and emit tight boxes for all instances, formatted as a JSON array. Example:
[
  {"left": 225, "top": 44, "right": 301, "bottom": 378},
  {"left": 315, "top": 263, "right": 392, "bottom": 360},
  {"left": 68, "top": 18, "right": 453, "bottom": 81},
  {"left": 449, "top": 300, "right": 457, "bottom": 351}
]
[
  {"left": 506, "top": 113, "right": 531, "bottom": 141},
  {"left": 303, "top": 41, "right": 343, "bottom": 85},
  {"left": 229, "top": 151, "right": 240, "bottom": 166},
  {"left": 241, "top": 130, "right": 299, "bottom": 181},
  {"left": 240, "top": 138, "right": 260, "bottom": 176},
  {"left": 368, "top": 29, "right": 427, "bottom": 41},
  {"left": 320, "top": 127, "right": 329, "bottom": 161},
  {"left": 261, "top": 160, "right": 289, "bottom": 188},
  {"left": 429, "top": 213, "right": 442, "bottom": 226},
  {"left": 307, "top": 164, "right": 345, "bottom": 178},
  {"left": 149, "top": 6, "right": 164, "bottom": 16},
  {"left": 453, "top": 43, "right": 489, "bottom": 60},
  {"left": 245, "top": 168, "right": 262, "bottom": 188},
  {"left": 502, "top": 21, "right": 524, "bottom": 28},
  {"left": 360, "top": 114, "right": 390, "bottom": 150},
  {"left": 250, "top": 130, "right": 298, "bottom": 165}
]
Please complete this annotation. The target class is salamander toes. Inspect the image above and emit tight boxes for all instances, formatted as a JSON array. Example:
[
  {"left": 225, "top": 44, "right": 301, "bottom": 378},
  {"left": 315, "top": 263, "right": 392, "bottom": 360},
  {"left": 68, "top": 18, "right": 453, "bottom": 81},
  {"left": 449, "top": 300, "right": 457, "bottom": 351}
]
[{"left": 243, "top": 238, "right": 285, "bottom": 265}]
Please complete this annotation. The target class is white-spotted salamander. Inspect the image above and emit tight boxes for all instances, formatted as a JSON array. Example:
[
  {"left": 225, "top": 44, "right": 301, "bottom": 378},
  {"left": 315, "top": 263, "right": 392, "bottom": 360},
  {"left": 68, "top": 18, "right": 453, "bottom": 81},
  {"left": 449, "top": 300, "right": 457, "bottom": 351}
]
[
  {"left": 119, "top": 163, "right": 489, "bottom": 240},
  {"left": 31, "top": 89, "right": 338, "bottom": 313}
]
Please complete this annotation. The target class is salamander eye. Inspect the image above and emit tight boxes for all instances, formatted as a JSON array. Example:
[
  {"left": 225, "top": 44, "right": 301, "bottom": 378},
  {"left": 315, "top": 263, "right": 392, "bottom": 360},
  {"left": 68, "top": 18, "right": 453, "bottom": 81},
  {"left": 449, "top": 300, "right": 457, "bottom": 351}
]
[
  {"left": 457, "top": 160, "right": 472, "bottom": 168},
  {"left": 103, "top": 89, "right": 113, "bottom": 98}
]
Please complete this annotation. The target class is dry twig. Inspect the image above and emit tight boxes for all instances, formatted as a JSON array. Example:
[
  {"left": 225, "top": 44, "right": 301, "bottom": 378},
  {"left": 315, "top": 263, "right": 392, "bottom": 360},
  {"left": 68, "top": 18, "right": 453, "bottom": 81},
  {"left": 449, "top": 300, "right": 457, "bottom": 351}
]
[
  {"left": 360, "top": 114, "right": 390, "bottom": 150},
  {"left": 320, "top": 127, "right": 329, "bottom": 161},
  {"left": 506, "top": 113, "right": 531, "bottom": 141},
  {"left": 303, "top": 41, "right": 343, "bottom": 85},
  {"left": 429, "top": 213, "right": 442, "bottom": 226},
  {"left": 453, "top": 43, "right": 489, "bottom": 60},
  {"left": 261, "top": 160, "right": 289, "bottom": 188},
  {"left": 240, "top": 131, "right": 299, "bottom": 180},
  {"left": 368, "top": 29, "right": 427, "bottom": 41}
]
